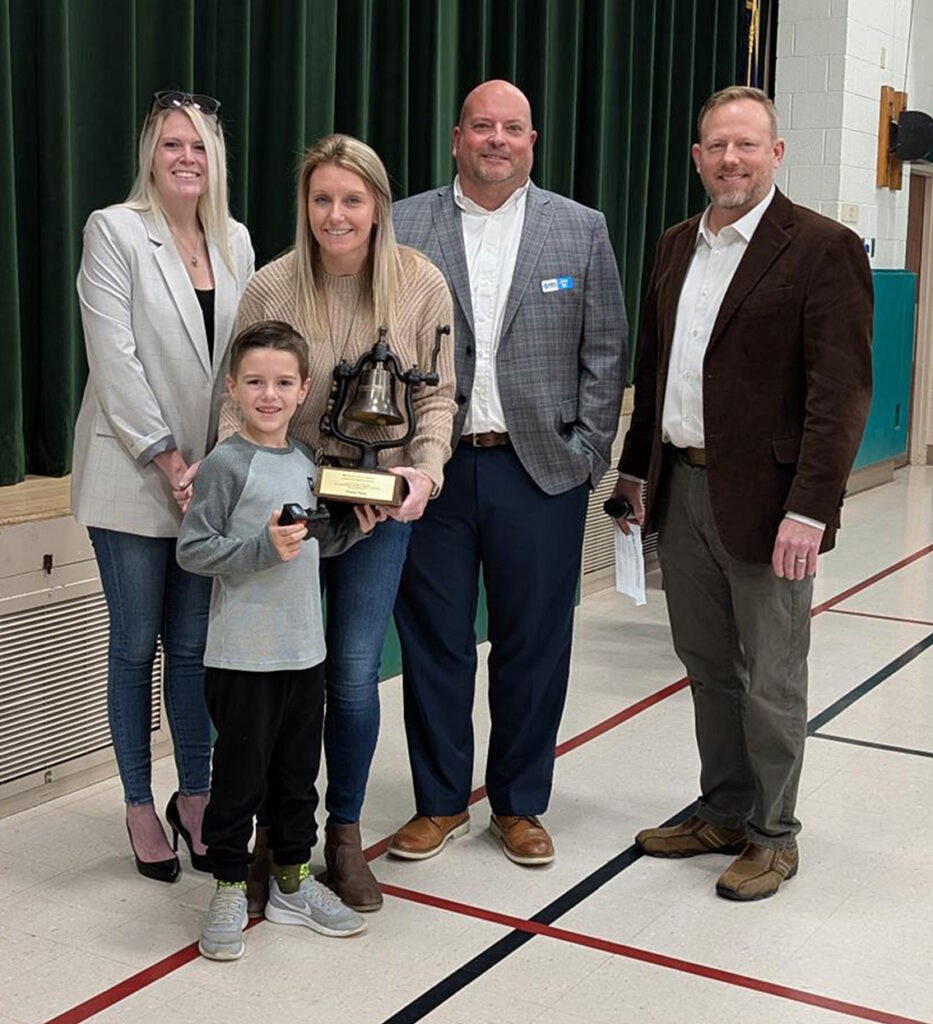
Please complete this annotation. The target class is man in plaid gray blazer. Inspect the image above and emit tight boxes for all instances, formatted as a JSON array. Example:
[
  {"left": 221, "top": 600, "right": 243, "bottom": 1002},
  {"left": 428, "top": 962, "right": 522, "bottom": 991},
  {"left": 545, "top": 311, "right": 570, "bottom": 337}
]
[{"left": 390, "top": 80, "right": 628, "bottom": 866}]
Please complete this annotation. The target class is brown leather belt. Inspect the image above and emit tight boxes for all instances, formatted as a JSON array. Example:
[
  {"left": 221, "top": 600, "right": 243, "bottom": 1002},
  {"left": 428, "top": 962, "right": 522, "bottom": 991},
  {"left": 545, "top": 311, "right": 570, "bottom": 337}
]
[
  {"left": 682, "top": 446, "right": 706, "bottom": 467},
  {"left": 461, "top": 431, "right": 510, "bottom": 448}
]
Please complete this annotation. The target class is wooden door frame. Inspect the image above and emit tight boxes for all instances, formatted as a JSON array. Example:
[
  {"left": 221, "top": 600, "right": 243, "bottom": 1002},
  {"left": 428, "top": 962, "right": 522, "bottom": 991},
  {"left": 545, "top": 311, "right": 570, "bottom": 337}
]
[{"left": 907, "top": 165, "right": 933, "bottom": 465}]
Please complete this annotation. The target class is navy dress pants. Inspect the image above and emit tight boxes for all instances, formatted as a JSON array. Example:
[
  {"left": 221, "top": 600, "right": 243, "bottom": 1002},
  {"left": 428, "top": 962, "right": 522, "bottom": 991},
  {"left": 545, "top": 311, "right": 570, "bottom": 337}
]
[{"left": 394, "top": 444, "right": 589, "bottom": 816}]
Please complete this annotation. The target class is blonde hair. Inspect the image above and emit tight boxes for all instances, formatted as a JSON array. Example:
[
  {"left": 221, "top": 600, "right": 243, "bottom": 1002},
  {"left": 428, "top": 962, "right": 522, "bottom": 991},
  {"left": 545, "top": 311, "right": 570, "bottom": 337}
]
[
  {"left": 294, "top": 133, "right": 402, "bottom": 339},
  {"left": 124, "top": 104, "right": 234, "bottom": 273},
  {"left": 697, "top": 86, "right": 779, "bottom": 141}
]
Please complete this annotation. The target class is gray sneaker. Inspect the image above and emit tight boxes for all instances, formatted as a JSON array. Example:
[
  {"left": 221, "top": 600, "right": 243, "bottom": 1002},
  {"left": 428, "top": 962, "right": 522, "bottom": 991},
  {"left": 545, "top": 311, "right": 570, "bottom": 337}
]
[
  {"left": 265, "top": 873, "right": 366, "bottom": 937},
  {"left": 199, "top": 883, "right": 248, "bottom": 961}
]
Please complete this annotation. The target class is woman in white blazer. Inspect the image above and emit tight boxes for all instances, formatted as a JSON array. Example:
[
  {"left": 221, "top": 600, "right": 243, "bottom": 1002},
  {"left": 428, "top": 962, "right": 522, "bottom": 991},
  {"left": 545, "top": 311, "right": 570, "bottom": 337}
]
[{"left": 71, "top": 91, "right": 254, "bottom": 882}]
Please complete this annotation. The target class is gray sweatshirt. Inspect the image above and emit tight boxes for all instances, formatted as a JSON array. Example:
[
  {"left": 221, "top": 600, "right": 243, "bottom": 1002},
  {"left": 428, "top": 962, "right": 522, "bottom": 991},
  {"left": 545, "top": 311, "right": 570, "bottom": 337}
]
[{"left": 177, "top": 433, "right": 365, "bottom": 672}]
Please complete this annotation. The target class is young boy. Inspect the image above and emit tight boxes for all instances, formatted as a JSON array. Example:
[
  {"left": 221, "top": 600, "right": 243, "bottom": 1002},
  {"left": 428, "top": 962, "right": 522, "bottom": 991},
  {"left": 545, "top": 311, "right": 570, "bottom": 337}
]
[{"left": 177, "top": 320, "right": 384, "bottom": 961}]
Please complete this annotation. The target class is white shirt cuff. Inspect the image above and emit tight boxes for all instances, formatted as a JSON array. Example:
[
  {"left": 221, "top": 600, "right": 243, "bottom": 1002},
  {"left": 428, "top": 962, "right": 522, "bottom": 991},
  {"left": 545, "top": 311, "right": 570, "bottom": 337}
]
[
  {"left": 785, "top": 512, "right": 826, "bottom": 531},
  {"left": 618, "top": 472, "right": 644, "bottom": 484}
]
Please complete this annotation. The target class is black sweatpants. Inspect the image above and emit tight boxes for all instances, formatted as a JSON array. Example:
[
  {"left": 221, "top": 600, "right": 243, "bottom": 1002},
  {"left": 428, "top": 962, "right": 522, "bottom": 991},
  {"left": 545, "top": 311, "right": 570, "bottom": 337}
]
[{"left": 203, "top": 663, "right": 325, "bottom": 883}]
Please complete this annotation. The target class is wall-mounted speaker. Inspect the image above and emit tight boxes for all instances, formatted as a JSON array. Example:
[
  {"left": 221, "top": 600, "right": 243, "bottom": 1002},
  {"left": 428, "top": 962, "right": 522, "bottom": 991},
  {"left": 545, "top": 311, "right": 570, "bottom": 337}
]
[{"left": 890, "top": 110, "right": 933, "bottom": 162}]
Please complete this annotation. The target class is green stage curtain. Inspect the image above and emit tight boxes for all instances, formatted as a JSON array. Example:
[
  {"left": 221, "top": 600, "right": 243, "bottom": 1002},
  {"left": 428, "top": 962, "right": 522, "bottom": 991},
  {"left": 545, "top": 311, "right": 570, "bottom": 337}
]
[{"left": 0, "top": 0, "right": 739, "bottom": 485}]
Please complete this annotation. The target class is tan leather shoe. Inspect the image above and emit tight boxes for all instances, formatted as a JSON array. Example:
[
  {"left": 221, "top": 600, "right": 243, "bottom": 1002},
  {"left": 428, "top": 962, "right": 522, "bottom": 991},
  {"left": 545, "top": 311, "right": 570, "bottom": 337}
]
[
  {"left": 387, "top": 812, "right": 470, "bottom": 860},
  {"left": 716, "top": 842, "right": 798, "bottom": 901},
  {"left": 635, "top": 815, "right": 746, "bottom": 858},
  {"left": 489, "top": 815, "right": 554, "bottom": 865}
]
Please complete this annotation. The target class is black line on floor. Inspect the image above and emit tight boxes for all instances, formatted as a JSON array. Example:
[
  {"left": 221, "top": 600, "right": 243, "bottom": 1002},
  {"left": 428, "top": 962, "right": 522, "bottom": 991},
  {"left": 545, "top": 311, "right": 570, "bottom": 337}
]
[
  {"left": 380, "top": 804, "right": 696, "bottom": 1024},
  {"left": 807, "top": 631, "right": 933, "bottom": 734},
  {"left": 810, "top": 732, "right": 933, "bottom": 760},
  {"left": 382, "top": 618, "right": 933, "bottom": 1021}
]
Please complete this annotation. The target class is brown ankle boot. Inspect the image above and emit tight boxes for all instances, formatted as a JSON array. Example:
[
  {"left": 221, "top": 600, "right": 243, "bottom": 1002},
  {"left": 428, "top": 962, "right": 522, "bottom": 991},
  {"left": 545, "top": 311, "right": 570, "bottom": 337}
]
[
  {"left": 246, "top": 825, "right": 271, "bottom": 918},
  {"left": 324, "top": 822, "right": 382, "bottom": 912}
]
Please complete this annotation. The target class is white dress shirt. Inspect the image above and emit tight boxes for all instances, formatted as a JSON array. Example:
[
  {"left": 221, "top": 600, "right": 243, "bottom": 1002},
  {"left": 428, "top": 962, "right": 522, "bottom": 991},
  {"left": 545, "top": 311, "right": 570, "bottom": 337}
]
[
  {"left": 662, "top": 186, "right": 775, "bottom": 448},
  {"left": 453, "top": 175, "right": 529, "bottom": 434},
  {"left": 626, "top": 185, "right": 822, "bottom": 530}
]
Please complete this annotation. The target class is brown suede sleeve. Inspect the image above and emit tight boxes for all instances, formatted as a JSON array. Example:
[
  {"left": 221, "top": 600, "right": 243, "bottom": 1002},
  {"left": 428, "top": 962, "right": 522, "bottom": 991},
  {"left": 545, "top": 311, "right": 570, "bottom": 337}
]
[{"left": 785, "top": 227, "right": 873, "bottom": 524}]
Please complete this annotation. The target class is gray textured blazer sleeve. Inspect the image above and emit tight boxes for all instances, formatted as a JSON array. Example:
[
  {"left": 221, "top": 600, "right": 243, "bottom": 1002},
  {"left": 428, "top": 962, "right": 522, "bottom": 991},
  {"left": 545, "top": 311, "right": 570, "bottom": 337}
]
[{"left": 560, "top": 208, "right": 629, "bottom": 482}]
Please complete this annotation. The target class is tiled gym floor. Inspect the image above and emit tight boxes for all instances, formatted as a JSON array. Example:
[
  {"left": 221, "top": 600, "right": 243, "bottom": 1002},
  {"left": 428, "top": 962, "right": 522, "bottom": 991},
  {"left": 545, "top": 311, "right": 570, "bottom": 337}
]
[{"left": 1, "top": 467, "right": 931, "bottom": 1024}]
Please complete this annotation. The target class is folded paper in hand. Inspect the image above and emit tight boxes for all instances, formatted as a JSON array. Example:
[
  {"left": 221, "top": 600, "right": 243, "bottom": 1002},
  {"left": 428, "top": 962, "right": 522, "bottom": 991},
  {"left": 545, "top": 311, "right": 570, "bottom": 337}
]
[{"left": 614, "top": 523, "right": 646, "bottom": 606}]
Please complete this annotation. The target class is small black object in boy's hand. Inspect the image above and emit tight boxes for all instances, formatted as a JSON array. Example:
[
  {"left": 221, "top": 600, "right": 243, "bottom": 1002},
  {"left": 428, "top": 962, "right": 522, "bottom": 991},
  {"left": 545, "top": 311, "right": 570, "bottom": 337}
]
[
  {"left": 278, "top": 503, "right": 307, "bottom": 528},
  {"left": 278, "top": 502, "right": 332, "bottom": 540},
  {"left": 603, "top": 495, "right": 633, "bottom": 520}
]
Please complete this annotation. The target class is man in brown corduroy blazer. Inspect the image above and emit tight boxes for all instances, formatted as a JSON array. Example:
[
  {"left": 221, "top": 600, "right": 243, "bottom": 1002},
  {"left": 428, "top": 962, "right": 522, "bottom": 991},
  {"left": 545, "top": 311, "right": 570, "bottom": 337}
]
[{"left": 611, "top": 86, "right": 873, "bottom": 901}]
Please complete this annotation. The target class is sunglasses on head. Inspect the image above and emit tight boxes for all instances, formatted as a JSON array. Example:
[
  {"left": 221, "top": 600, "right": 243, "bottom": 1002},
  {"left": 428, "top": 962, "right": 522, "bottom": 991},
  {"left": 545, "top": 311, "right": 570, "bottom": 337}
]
[{"left": 151, "top": 90, "right": 221, "bottom": 116}]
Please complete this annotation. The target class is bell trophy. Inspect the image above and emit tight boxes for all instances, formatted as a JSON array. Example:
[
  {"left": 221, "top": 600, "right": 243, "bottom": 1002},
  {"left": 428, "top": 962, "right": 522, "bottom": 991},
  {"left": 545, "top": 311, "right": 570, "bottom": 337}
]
[{"left": 316, "top": 323, "right": 450, "bottom": 507}]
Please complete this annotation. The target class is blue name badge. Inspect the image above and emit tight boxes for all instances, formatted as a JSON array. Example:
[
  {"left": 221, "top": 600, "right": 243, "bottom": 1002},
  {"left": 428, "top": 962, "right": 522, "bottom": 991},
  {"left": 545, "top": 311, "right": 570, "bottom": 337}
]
[{"left": 541, "top": 275, "right": 574, "bottom": 293}]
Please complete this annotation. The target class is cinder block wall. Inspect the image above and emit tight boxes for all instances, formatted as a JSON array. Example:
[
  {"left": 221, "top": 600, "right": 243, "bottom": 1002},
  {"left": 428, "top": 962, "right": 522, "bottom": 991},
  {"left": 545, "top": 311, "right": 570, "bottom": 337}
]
[{"left": 774, "top": 0, "right": 933, "bottom": 270}]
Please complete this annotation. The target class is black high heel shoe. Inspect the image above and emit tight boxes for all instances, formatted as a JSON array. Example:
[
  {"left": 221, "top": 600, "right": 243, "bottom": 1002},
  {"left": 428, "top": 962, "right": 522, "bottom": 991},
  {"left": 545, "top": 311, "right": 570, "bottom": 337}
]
[
  {"left": 125, "top": 822, "right": 180, "bottom": 883},
  {"left": 166, "top": 792, "right": 212, "bottom": 873}
]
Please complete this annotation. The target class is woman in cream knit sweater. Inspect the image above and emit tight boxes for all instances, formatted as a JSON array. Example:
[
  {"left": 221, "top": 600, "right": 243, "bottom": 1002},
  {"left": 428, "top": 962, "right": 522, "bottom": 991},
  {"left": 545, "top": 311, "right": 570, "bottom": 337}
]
[{"left": 220, "top": 134, "right": 455, "bottom": 914}]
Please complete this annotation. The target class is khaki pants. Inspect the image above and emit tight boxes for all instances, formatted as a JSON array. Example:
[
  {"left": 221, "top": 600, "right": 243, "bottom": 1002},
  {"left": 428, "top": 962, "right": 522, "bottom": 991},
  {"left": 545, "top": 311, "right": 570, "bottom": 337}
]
[{"left": 657, "top": 454, "right": 812, "bottom": 848}]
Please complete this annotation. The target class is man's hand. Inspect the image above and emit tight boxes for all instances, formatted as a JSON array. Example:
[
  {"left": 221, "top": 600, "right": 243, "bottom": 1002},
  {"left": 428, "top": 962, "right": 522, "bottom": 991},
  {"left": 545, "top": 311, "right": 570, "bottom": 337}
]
[
  {"left": 353, "top": 504, "right": 389, "bottom": 534},
  {"left": 772, "top": 518, "right": 823, "bottom": 580},
  {"left": 385, "top": 466, "right": 434, "bottom": 522},
  {"left": 268, "top": 509, "right": 308, "bottom": 562},
  {"left": 611, "top": 477, "right": 645, "bottom": 536}
]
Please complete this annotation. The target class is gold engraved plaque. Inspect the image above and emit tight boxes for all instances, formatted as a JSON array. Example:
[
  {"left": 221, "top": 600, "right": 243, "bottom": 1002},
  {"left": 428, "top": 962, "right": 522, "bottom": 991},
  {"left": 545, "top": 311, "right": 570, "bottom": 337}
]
[{"left": 315, "top": 466, "right": 404, "bottom": 506}]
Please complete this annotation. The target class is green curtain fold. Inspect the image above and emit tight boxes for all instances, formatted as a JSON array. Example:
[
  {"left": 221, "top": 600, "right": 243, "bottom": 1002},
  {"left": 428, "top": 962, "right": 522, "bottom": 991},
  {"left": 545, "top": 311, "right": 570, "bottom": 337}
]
[
  {"left": 0, "top": 0, "right": 740, "bottom": 486},
  {"left": 0, "top": 0, "right": 23, "bottom": 483}
]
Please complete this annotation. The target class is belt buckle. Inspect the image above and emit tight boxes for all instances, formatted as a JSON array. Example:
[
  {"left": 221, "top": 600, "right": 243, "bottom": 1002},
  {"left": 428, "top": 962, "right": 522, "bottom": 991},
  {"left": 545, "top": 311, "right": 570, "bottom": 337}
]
[
  {"left": 685, "top": 446, "right": 706, "bottom": 467},
  {"left": 471, "top": 433, "right": 482, "bottom": 448}
]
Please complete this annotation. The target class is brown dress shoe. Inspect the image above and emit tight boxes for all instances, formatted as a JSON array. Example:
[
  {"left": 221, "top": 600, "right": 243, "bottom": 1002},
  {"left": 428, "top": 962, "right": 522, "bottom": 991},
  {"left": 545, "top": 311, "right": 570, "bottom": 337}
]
[
  {"left": 635, "top": 815, "right": 747, "bottom": 858},
  {"left": 247, "top": 825, "right": 271, "bottom": 918},
  {"left": 489, "top": 815, "right": 554, "bottom": 865},
  {"left": 324, "top": 822, "right": 382, "bottom": 912},
  {"left": 387, "top": 812, "right": 470, "bottom": 860},
  {"left": 716, "top": 842, "right": 798, "bottom": 901}
]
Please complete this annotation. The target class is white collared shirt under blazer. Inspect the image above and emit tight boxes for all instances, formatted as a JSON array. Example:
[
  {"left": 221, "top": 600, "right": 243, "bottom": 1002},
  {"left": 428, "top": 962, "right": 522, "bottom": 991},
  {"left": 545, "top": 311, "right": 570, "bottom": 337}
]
[
  {"left": 663, "top": 186, "right": 775, "bottom": 449},
  {"left": 71, "top": 206, "right": 254, "bottom": 537},
  {"left": 453, "top": 175, "right": 529, "bottom": 434}
]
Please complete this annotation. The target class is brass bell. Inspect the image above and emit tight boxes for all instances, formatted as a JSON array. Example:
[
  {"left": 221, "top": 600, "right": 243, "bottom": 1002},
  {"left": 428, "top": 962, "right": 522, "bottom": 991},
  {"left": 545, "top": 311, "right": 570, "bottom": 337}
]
[{"left": 344, "top": 364, "right": 404, "bottom": 425}]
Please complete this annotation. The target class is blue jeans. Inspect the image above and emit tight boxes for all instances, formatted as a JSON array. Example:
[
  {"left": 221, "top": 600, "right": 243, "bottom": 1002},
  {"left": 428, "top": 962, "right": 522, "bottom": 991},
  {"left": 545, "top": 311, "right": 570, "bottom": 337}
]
[
  {"left": 320, "top": 517, "right": 411, "bottom": 824},
  {"left": 89, "top": 527, "right": 213, "bottom": 805}
]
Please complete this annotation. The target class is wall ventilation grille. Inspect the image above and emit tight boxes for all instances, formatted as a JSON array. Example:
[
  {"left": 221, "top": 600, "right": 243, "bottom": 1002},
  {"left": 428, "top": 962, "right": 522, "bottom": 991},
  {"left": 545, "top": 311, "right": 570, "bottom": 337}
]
[{"left": 0, "top": 592, "right": 161, "bottom": 787}]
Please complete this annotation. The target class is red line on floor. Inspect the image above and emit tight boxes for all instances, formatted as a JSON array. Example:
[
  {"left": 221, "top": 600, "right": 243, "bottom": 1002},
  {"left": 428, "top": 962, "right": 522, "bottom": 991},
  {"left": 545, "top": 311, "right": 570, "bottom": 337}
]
[
  {"left": 553, "top": 676, "right": 689, "bottom": 757},
  {"left": 38, "top": 542, "right": 933, "bottom": 1024},
  {"left": 827, "top": 608, "right": 933, "bottom": 628},
  {"left": 42, "top": 945, "right": 201, "bottom": 1024},
  {"left": 42, "top": 921, "right": 263, "bottom": 1024},
  {"left": 360, "top": 542, "right": 933, "bottom": 865},
  {"left": 382, "top": 884, "right": 931, "bottom": 1024},
  {"left": 362, "top": 676, "right": 689, "bottom": 862},
  {"left": 811, "top": 543, "right": 933, "bottom": 616}
]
